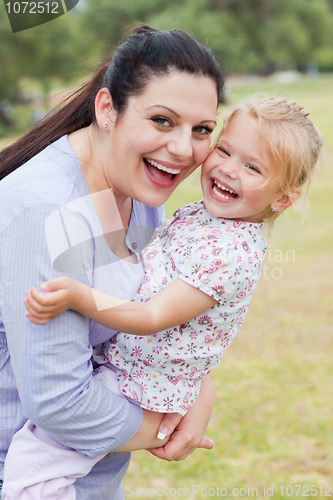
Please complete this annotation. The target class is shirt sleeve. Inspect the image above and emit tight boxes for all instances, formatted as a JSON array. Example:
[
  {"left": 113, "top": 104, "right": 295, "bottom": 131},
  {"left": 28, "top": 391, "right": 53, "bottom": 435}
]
[
  {"left": 177, "top": 237, "right": 263, "bottom": 304},
  {"left": 0, "top": 203, "right": 142, "bottom": 459}
]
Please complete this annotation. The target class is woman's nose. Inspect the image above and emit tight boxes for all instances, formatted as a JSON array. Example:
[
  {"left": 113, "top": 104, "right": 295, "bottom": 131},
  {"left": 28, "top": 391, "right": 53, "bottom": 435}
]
[{"left": 166, "top": 130, "right": 193, "bottom": 159}]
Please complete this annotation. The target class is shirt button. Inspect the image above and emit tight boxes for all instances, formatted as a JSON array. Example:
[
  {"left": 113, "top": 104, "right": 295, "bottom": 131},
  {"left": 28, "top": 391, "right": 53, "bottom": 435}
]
[{"left": 131, "top": 242, "right": 137, "bottom": 250}]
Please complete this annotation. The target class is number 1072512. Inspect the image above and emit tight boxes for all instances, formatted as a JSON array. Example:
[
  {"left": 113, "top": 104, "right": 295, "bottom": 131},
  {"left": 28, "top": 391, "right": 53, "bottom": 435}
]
[{"left": 5, "top": 2, "right": 60, "bottom": 15}]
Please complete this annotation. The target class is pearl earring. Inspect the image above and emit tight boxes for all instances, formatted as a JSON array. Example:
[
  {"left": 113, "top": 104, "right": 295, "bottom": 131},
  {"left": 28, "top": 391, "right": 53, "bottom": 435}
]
[{"left": 103, "top": 121, "right": 109, "bottom": 129}]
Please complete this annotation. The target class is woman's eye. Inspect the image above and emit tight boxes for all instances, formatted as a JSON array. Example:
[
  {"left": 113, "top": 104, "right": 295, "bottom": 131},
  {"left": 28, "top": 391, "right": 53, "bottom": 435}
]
[
  {"left": 152, "top": 116, "right": 171, "bottom": 127},
  {"left": 193, "top": 125, "right": 212, "bottom": 135}
]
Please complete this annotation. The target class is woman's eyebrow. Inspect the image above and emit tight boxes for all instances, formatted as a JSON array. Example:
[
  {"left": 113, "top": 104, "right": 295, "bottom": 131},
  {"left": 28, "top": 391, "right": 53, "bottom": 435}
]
[{"left": 147, "top": 105, "right": 180, "bottom": 117}]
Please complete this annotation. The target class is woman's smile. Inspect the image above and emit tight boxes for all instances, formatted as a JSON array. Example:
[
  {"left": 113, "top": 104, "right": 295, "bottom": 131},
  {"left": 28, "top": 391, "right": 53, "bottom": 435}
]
[
  {"left": 144, "top": 158, "right": 182, "bottom": 187},
  {"left": 105, "top": 72, "right": 218, "bottom": 207}
]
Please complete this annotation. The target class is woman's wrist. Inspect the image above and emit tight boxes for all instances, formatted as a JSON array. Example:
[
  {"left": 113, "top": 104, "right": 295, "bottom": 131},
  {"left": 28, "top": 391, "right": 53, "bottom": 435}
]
[{"left": 116, "top": 409, "right": 168, "bottom": 452}]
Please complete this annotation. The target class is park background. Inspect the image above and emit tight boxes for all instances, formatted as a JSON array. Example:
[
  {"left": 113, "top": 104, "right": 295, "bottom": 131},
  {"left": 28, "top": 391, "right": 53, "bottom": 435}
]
[{"left": 1, "top": 1, "right": 332, "bottom": 498}]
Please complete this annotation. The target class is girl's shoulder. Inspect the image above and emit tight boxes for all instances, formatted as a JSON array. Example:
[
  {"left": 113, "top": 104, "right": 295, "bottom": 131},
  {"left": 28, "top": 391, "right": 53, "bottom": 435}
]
[
  {"left": 169, "top": 199, "right": 204, "bottom": 221},
  {"left": 168, "top": 201, "right": 267, "bottom": 254}
]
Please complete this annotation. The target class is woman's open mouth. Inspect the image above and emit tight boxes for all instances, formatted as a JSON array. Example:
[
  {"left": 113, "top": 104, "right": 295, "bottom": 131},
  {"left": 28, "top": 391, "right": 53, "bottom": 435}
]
[{"left": 144, "top": 158, "right": 181, "bottom": 186}]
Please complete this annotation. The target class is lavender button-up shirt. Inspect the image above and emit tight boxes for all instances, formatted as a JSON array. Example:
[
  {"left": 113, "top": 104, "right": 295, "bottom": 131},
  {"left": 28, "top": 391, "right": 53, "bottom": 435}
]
[{"left": 0, "top": 136, "right": 165, "bottom": 498}]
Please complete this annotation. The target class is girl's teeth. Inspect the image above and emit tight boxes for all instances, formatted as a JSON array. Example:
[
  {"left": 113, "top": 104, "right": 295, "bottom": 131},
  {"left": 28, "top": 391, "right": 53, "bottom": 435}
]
[
  {"left": 146, "top": 159, "right": 181, "bottom": 175},
  {"left": 213, "top": 181, "right": 237, "bottom": 200},
  {"left": 213, "top": 185, "right": 233, "bottom": 199},
  {"left": 215, "top": 181, "right": 236, "bottom": 194}
]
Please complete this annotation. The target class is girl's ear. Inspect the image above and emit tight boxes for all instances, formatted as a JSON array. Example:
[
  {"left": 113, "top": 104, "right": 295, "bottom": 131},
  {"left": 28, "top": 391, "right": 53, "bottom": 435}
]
[
  {"left": 272, "top": 188, "right": 301, "bottom": 213},
  {"left": 95, "top": 87, "right": 117, "bottom": 129}
]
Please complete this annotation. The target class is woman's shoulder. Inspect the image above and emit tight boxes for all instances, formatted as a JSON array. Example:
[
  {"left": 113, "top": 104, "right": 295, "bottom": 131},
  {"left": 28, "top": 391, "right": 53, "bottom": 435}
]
[{"left": 0, "top": 136, "right": 84, "bottom": 216}]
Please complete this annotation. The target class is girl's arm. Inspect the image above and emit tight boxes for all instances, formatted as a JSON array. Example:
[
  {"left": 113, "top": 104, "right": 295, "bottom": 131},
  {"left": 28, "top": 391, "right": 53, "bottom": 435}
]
[
  {"left": 148, "top": 374, "right": 216, "bottom": 460},
  {"left": 25, "top": 276, "right": 218, "bottom": 334},
  {"left": 117, "top": 374, "right": 216, "bottom": 459}
]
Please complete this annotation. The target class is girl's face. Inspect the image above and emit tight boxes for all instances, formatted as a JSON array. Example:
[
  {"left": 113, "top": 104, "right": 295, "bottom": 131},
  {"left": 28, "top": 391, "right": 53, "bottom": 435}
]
[
  {"left": 201, "top": 112, "right": 285, "bottom": 223},
  {"left": 104, "top": 72, "right": 218, "bottom": 207}
]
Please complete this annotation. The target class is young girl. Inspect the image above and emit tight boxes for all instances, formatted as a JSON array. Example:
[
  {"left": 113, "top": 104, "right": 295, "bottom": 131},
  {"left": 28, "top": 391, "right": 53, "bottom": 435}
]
[{"left": 4, "top": 95, "right": 323, "bottom": 499}]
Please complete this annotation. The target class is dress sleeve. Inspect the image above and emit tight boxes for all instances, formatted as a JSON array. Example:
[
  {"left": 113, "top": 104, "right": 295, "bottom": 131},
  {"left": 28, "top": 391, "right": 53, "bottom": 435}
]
[
  {"left": 0, "top": 203, "right": 142, "bottom": 459},
  {"left": 177, "top": 236, "right": 263, "bottom": 304}
]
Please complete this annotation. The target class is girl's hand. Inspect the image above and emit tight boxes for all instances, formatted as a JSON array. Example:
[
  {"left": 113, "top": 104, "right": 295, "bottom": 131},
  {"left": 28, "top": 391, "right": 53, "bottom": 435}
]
[
  {"left": 24, "top": 277, "right": 79, "bottom": 324},
  {"left": 148, "top": 375, "right": 216, "bottom": 461}
]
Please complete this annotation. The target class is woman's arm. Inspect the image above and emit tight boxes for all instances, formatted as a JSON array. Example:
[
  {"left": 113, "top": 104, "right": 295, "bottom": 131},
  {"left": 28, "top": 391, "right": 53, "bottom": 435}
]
[
  {"left": 25, "top": 275, "right": 218, "bottom": 334},
  {"left": 1, "top": 205, "right": 144, "bottom": 458}
]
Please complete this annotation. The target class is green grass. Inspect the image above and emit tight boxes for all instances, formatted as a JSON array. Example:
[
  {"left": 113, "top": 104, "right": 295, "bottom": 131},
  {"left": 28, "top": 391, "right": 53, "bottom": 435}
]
[{"left": 124, "top": 75, "right": 333, "bottom": 499}]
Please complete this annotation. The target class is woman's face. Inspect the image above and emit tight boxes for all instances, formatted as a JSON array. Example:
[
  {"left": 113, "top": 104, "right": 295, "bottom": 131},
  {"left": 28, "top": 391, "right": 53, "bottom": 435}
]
[{"left": 105, "top": 72, "right": 218, "bottom": 206}]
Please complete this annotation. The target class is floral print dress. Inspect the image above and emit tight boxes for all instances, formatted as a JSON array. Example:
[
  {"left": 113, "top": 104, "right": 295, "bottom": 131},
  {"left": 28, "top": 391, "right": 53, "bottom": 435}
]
[{"left": 103, "top": 200, "right": 267, "bottom": 415}]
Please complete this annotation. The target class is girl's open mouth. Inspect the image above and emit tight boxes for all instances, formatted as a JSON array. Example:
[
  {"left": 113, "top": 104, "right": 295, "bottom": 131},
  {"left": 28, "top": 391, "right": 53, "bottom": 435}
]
[{"left": 212, "top": 179, "right": 238, "bottom": 200}]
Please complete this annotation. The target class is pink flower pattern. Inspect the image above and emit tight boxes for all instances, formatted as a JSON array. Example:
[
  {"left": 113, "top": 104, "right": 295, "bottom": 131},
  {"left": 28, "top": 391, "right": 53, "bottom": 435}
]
[{"left": 106, "top": 200, "right": 267, "bottom": 415}]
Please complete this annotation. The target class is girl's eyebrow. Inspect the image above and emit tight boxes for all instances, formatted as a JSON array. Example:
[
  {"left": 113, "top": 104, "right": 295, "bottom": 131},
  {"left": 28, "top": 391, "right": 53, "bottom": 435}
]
[
  {"left": 147, "top": 105, "right": 217, "bottom": 125},
  {"left": 202, "top": 119, "right": 217, "bottom": 126}
]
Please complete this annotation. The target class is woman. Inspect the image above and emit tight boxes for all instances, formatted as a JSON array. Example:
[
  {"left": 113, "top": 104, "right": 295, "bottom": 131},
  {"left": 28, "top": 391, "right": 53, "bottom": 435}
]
[{"left": 0, "top": 25, "right": 224, "bottom": 498}]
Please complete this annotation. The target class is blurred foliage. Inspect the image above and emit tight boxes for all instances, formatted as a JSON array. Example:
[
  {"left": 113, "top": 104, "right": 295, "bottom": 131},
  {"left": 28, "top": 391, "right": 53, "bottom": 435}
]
[{"left": 1, "top": 0, "right": 333, "bottom": 134}]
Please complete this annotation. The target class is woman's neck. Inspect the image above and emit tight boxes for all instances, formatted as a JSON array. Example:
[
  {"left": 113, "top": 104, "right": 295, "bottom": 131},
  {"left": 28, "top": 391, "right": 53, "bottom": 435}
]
[{"left": 68, "top": 126, "right": 132, "bottom": 229}]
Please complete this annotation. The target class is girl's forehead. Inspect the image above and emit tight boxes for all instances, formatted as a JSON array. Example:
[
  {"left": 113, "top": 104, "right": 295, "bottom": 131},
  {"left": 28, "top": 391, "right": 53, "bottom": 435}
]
[{"left": 221, "top": 111, "right": 258, "bottom": 139}]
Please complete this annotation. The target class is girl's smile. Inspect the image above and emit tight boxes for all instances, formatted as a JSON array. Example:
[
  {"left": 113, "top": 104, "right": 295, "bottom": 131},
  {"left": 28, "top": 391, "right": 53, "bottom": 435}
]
[
  {"left": 211, "top": 179, "right": 239, "bottom": 201},
  {"left": 201, "top": 112, "right": 285, "bottom": 223}
]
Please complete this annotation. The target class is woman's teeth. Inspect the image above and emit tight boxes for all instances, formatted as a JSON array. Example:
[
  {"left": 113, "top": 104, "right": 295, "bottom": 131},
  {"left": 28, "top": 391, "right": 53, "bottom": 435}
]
[
  {"left": 145, "top": 159, "right": 181, "bottom": 175},
  {"left": 212, "top": 180, "right": 238, "bottom": 200}
]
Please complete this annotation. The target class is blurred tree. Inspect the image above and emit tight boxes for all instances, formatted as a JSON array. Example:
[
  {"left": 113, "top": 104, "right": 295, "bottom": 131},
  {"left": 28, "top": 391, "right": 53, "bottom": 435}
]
[
  {"left": 1, "top": 0, "right": 333, "bottom": 125},
  {"left": 264, "top": 0, "right": 332, "bottom": 72},
  {"left": 0, "top": 6, "right": 25, "bottom": 101},
  {"left": 17, "top": 12, "right": 91, "bottom": 100},
  {"left": 1, "top": 4, "right": 94, "bottom": 133},
  {"left": 80, "top": 0, "right": 168, "bottom": 54},
  {"left": 81, "top": 0, "right": 333, "bottom": 74}
]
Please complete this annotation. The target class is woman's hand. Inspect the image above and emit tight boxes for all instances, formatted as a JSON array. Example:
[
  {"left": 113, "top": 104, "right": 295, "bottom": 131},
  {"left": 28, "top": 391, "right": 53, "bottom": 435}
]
[
  {"left": 24, "top": 277, "right": 80, "bottom": 324},
  {"left": 148, "top": 375, "right": 216, "bottom": 461}
]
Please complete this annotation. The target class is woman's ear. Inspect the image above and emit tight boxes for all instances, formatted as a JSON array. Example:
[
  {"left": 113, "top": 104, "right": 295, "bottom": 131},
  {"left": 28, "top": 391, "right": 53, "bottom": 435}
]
[
  {"left": 272, "top": 188, "right": 302, "bottom": 213},
  {"left": 95, "top": 87, "right": 117, "bottom": 129}
]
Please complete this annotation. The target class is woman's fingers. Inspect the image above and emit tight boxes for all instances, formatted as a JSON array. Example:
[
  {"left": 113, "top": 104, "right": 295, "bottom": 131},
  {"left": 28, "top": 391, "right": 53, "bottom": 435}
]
[
  {"left": 157, "top": 412, "right": 183, "bottom": 440},
  {"left": 148, "top": 427, "right": 215, "bottom": 462}
]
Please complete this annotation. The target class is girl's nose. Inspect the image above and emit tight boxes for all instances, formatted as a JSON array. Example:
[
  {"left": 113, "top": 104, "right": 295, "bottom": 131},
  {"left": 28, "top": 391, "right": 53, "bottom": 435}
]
[{"left": 219, "top": 158, "right": 238, "bottom": 179}]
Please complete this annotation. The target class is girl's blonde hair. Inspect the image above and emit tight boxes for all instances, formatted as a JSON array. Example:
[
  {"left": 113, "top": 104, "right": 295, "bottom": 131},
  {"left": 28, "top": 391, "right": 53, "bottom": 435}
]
[{"left": 220, "top": 95, "right": 324, "bottom": 221}]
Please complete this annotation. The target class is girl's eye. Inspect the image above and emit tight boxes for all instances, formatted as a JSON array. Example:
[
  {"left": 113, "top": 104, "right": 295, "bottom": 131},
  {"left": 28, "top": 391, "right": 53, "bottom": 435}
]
[
  {"left": 246, "top": 164, "right": 261, "bottom": 174},
  {"left": 193, "top": 125, "right": 213, "bottom": 135},
  {"left": 217, "top": 147, "right": 229, "bottom": 157},
  {"left": 152, "top": 116, "right": 172, "bottom": 127}
]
